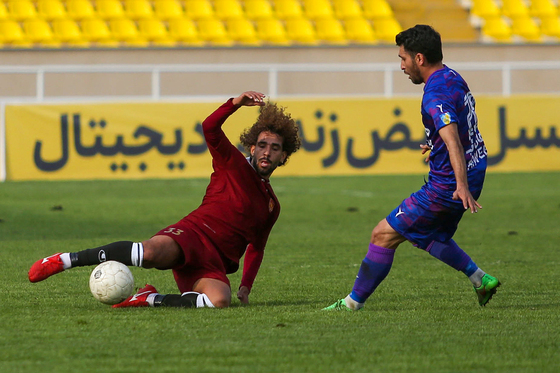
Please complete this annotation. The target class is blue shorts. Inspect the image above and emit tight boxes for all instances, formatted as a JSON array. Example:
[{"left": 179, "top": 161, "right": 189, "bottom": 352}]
[{"left": 386, "top": 172, "right": 484, "bottom": 250}]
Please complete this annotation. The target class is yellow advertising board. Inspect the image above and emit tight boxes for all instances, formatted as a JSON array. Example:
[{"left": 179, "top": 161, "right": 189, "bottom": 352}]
[
  {"left": 4, "top": 95, "right": 560, "bottom": 181},
  {"left": 475, "top": 96, "right": 560, "bottom": 172},
  {"left": 6, "top": 102, "right": 252, "bottom": 181}
]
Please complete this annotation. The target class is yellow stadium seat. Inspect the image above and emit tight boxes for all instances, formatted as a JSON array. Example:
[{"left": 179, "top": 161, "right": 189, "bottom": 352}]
[
  {"left": 481, "top": 17, "right": 512, "bottom": 42},
  {"left": 81, "top": 17, "right": 119, "bottom": 46},
  {"left": 109, "top": 17, "right": 148, "bottom": 46},
  {"left": 285, "top": 17, "right": 318, "bottom": 44},
  {"left": 138, "top": 18, "right": 176, "bottom": 46},
  {"left": 7, "top": 0, "right": 38, "bottom": 21},
  {"left": 362, "top": 0, "right": 394, "bottom": 20},
  {"left": 244, "top": 0, "right": 274, "bottom": 20},
  {"left": 96, "top": 0, "right": 126, "bottom": 20},
  {"left": 37, "top": 0, "right": 67, "bottom": 21},
  {"left": 333, "top": 0, "right": 363, "bottom": 20},
  {"left": 197, "top": 18, "right": 234, "bottom": 45},
  {"left": 96, "top": 0, "right": 125, "bottom": 19},
  {"left": 227, "top": 18, "right": 261, "bottom": 45},
  {"left": 315, "top": 17, "right": 347, "bottom": 44},
  {"left": 470, "top": 0, "right": 501, "bottom": 19},
  {"left": 345, "top": 17, "right": 377, "bottom": 44},
  {"left": 52, "top": 18, "right": 90, "bottom": 46},
  {"left": 23, "top": 18, "right": 61, "bottom": 47},
  {"left": 0, "top": 19, "right": 31, "bottom": 46},
  {"left": 274, "top": 0, "right": 303, "bottom": 20},
  {"left": 66, "top": 0, "right": 96, "bottom": 20},
  {"left": 256, "top": 17, "right": 290, "bottom": 45},
  {"left": 168, "top": 17, "right": 204, "bottom": 45},
  {"left": 372, "top": 18, "right": 401, "bottom": 43},
  {"left": 540, "top": 16, "right": 560, "bottom": 38},
  {"left": 511, "top": 16, "right": 542, "bottom": 42},
  {"left": 124, "top": 0, "right": 155, "bottom": 20},
  {"left": 0, "top": 2, "right": 8, "bottom": 21},
  {"left": 154, "top": 0, "right": 184, "bottom": 20},
  {"left": 501, "top": 0, "right": 530, "bottom": 19},
  {"left": 529, "top": 0, "right": 558, "bottom": 18},
  {"left": 214, "top": 0, "right": 244, "bottom": 20},
  {"left": 303, "top": 0, "right": 333, "bottom": 20},
  {"left": 184, "top": 0, "right": 214, "bottom": 20}
]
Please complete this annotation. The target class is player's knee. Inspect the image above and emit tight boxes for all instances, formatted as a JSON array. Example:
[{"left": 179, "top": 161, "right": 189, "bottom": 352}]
[
  {"left": 210, "top": 296, "right": 231, "bottom": 308},
  {"left": 142, "top": 236, "right": 183, "bottom": 269},
  {"left": 193, "top": 278, "right": 231, "bottom": 308},
  {"left": 370, "top": 224, "right": 385, "bottom": 244},
  {"left": 370, "top": 220, "right": 403, "bottom": 249}
]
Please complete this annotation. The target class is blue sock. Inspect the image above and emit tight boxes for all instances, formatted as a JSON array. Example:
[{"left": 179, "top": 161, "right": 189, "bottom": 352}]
[
  {"left": 350, "top": 243, "right": 395, "bottom": 304},
  {"left": 426, "top": 239, "right": 476, "bottom": 275}
]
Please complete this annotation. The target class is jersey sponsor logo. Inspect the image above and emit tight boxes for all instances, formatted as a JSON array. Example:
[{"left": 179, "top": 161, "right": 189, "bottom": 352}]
[
  {"left": 98, "top": 250, "right": 107, "bottom": 262},
  {"left": 395, "top": 207, "right": 405, "bottom": 217},
  {"left": 440, "top": 112, "right": 451, "bottom": 125},
  {"left": 269, "top": 199, "right": 275, "bottom": 212}
]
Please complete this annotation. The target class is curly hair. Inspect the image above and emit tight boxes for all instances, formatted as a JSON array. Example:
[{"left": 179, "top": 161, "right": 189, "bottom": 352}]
[{"left": 240, "top": 101, "right": 301, "bottom": 166}]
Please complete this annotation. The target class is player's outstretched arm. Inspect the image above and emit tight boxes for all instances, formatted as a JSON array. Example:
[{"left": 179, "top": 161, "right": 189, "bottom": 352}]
[{"left": 232, "top": 91, "right": 266, "bottom": 107}]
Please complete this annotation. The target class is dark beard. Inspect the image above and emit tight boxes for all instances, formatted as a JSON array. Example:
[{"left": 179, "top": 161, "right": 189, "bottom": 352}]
[
  {"left": 409, "top": 64, "right": 423, "bottom": 85},
  {"left": 410, "top": 75, "right": 424, "bottom": 85},
  {"left": 251, "top": 157, "right": 276, "bottom": 178}
]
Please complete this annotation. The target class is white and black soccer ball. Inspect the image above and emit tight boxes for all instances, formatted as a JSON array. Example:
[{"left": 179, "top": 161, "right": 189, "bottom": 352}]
[{"left": 89, "top": 261, "right": 134, "bottom": 305}]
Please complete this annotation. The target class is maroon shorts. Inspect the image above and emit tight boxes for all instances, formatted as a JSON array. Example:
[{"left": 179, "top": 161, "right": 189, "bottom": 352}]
[{"left": 154, "top": 220, "right": 230, "bottom": 293}]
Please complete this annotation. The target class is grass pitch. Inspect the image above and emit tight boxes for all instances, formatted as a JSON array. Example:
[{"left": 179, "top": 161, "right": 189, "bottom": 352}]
[{"left": 1, "top": 172, "right": 559, "bottom": 373}]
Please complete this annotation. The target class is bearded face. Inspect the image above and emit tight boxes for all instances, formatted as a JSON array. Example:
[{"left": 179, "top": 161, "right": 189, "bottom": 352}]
[
  {"left": 250, "top": 131, "right": 287, "bottom": 179},
  {"left": 398, "top": 45, "right": 425, "bottom": 85}
]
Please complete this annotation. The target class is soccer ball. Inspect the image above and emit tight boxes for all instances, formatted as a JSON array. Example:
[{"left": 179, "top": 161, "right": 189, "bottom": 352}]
[{"left": 89, "top": 261, "right": 134, "bottom": 305}]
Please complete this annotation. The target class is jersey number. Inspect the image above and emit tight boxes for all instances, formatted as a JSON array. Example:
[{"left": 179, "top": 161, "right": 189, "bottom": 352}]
[{"left": 163, "top": 227, "right": 183, "bottom": 236}]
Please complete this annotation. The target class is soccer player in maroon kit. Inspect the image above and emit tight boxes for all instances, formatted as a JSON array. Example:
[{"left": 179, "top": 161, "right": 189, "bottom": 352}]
[{"left": 28, "top": 91, "right": 301, "bottom": 309}]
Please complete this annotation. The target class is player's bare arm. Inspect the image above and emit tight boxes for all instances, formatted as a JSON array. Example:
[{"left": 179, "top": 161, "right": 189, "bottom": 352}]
[
  {"left": 232, "top": 91, "right": 266, "bottom": 107},
  {"left": 439, "top": 123, "right": 481, "bottom": 213}
]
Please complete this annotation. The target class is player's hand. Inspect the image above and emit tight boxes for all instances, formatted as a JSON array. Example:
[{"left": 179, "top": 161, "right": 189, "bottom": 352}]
[
  {"left": 237, "top": 286, "right": 250, "bottom": 305},
  {"left": 453, "top": 186, "right": 482, "bottom": 213},
  {"left": 232, "top": 91, "right": 266, "bottom": 107},
  {"left": 420, "top": 144, "right": 431, "bottom": 163}
]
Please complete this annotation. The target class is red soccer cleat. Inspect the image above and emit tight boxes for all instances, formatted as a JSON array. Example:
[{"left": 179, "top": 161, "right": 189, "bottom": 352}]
[
  {"left": 28, "top": 253, "right": 65, "bottom": 283},
  {"left": 112, "top": 284, "right": 159, "bottom": 308}
]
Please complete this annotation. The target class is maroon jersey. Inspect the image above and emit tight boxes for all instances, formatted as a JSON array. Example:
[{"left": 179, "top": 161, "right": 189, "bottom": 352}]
[{"left": 181, "top": 98, "right": 280, "bottom": 290}]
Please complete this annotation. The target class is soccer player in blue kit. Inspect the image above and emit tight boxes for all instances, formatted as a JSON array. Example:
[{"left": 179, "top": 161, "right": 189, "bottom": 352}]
[{"left": 324, "top": 25, "right": 500, "bottom": 311}]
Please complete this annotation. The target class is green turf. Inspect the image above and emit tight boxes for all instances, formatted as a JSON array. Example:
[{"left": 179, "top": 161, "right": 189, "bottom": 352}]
[{"left": 1, "top": 172, "right": 559, "bottom": 373}]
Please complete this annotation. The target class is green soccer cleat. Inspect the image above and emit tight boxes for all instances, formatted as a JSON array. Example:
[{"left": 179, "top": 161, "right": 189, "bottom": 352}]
[
  {"left": 474, "top": 274, "right": 501, "bottom": 306},
  {"left": 322, "top": 299, "right": 356, "bottom": 311}
]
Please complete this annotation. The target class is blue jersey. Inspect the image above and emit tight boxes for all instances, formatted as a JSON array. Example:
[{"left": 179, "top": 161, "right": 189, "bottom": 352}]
[
  {"left": 385, "top": 66, "right": 488, "bottom": 248},
  {"left": 422, "top": 65, "right": 487, "bottom": 190}
]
